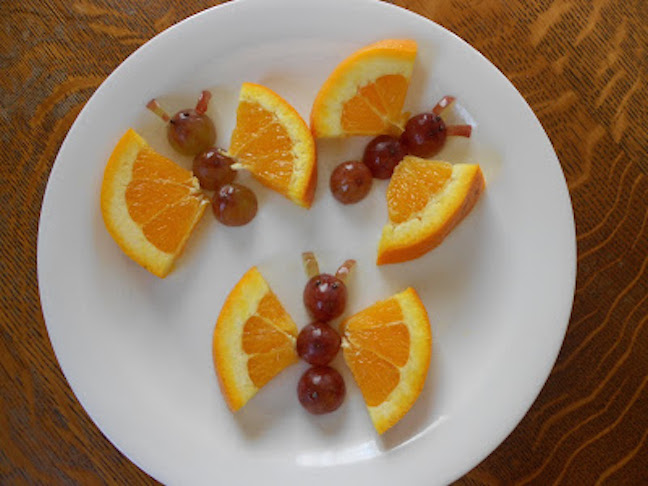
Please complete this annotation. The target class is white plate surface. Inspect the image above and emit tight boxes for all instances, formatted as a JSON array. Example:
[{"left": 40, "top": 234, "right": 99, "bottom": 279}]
[{"left": 38, "top": 0, "right": 576, "bottom": 484}]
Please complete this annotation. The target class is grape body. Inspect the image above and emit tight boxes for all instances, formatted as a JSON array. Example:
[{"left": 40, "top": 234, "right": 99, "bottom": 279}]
[
  {"left": 400, "top": 113, "right": 447, "bottom": 158},
  {"left": 330, "top": 161, "right": 372, "bottom": 204},
  {"left": 362, "top": 135, "right": 406, "bottom": 179},
  {"left": 212, "top": 183, "right": 257, "bottom": 226},
  {"left": 297, "top": 322, "right": 341, "bottom": 365},
  {"left": 193, "top": 148, "right": 236, "bottom": 190},
  {"left": 167, "top": 109, "right": 216, "bottom": 156},
  {"left": 297, "top": 366, "right": 345, "bottom": 414},
  {"left": 303, "top": 274, "right": 347, "bottom": 321}
]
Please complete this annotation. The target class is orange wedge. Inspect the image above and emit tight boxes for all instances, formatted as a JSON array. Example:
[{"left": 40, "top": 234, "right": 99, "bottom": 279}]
[
  {"left": 213, "top": 267, "right": 299, "bottom": 412},
  {"left": 377, "top": 156, "right": 485, "bottom": 265},
  {"left": 310, "top": 39, "right": 417, "bottom": 138},
  {"left": 228, "top": 83, "right": 317, "bottom": 208},
  {"left": 100, "top": 129, "right": 208, "bottom": 278},
  {"left": 342, "top": 287, "right": 431, "bottom": 434}
]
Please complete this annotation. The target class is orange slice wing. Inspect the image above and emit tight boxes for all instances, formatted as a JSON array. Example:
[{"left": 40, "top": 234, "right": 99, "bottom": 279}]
[
  {"left": 342, "top": 287, "right": 432, "bottom": 434},
  {"left": 213, "top": 267, "right": 299, "bottom": 412},
  {"left": 228, "top": 83, "right": 317, "bottom": 208},
  {"left": 377, "top": 156, "right": 485, "bottom": 265},
  {"left": 311, "top": 39, "right": 417, "bottom": 138},
  {"left": 100, "top": 129, "right": 208, "bottom": 278}
]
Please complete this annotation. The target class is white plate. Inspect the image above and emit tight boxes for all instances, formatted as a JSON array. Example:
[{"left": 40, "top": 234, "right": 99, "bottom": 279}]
[{"left": 37, "top": 0, "right": 576, "bottom": 484}]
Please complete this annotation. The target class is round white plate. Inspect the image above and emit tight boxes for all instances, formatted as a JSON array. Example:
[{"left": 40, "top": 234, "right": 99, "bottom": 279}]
[{"left": 38, "top": 0, "right": 576, "bottom": 484}]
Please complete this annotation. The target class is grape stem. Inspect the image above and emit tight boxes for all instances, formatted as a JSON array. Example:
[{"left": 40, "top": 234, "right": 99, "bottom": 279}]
[
  {"left": 146, "top": 99, "right": 170, "bottom": 122},
  {"left": 335, "top": 259, "right": 356, "bottom": 283},
  {"left": 447, "top": 125, "right": 472, "bottom": 137},
  {"left": 195, "top": 90, "right": 212, "bottom": 114},
  {"left": 302, "top": 252, "right": 320, "bottom": 279},
  {"left": 432, "top": 96, "right": 456, "bottom": 116}
]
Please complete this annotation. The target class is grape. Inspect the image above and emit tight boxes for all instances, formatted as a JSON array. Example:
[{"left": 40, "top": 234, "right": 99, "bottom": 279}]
[
  {"left": 193, "top": 148, "right": 236, "bottom": 191},
  {"left": 297, "top": 322, "right": 341, "bottom": 365},
  {"left": 400, "top": 113, "right": 447, "bottom": 158},
  {"left": 167, "top": 109, "right": 216, "bottom": 156},
  {"left": 362, "top": 135, "right": 406, "bottom": 179},
  {"left": 297, "top": 366, "right": 345, "bottom": 414},
  {"left": 329, "top": 161, "right": 372, "bottom": 204},
  {"left": 212, "top": 183, "right": 257, "bottom": 226},
  {"left": 147, "top": 92, "right": 217, "bottom": 156},
  {"left": 303, "top": 273, "right": 347, "bottom": 321}
]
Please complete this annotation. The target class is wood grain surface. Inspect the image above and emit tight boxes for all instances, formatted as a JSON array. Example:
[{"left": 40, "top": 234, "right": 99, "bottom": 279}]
[{"left": 1, "top": 0, "right": 646, "bottom": 484}]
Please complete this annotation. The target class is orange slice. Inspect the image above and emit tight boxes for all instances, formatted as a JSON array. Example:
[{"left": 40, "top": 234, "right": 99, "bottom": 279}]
[
  {"left": 377, "top": 156, "right": 485, "bottom": 265},
  {"left": 310, "top": 39, "right": 417, "bottom": 138},
  {"left": 342, "top": 287, "right": 431, "bottom": 434},
  {"left": 228, "top": 83, "right": 317, "bottom": 208},
  {"left": 213, "top": 267, "right": 299, "bottom": 412},
  {"left": 100, "top": 129, "right": 208, "bottom": 278}
]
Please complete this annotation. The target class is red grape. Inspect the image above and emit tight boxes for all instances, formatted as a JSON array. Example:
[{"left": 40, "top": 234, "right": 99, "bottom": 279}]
[
  {"left": 362, "top": 135, "right": 406, "bottom": 179},
  {"left": 400, "top": 112, "right": 447, "bottom": 158},
  {"left": 297, "top": 322, "right": 341, "bottom": 366},
  {"left": 303, "top": 273, "right": 347, "bottom": 322},
  {"left": 297, "top": 366, "right": 345, "bottom": 414},
  {"left": 146, "top": 92, "right": 217, "bottom": 156},
  {"left": 167, "top": 109, "right": 216, "bottom": 156},
  {"left": 193, "top": 148, "right": 236, "bottom": 190},
  {"left": 329, "top": 161, "right": 372, "bottom": 204},
  {"left": 212, "top": 183, "right": 257, "bottom": 226}
]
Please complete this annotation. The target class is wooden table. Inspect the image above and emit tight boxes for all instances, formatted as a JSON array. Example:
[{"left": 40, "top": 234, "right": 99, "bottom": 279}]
[{"left": 2, "top": 0, "right": 646, "bottom": 483}]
